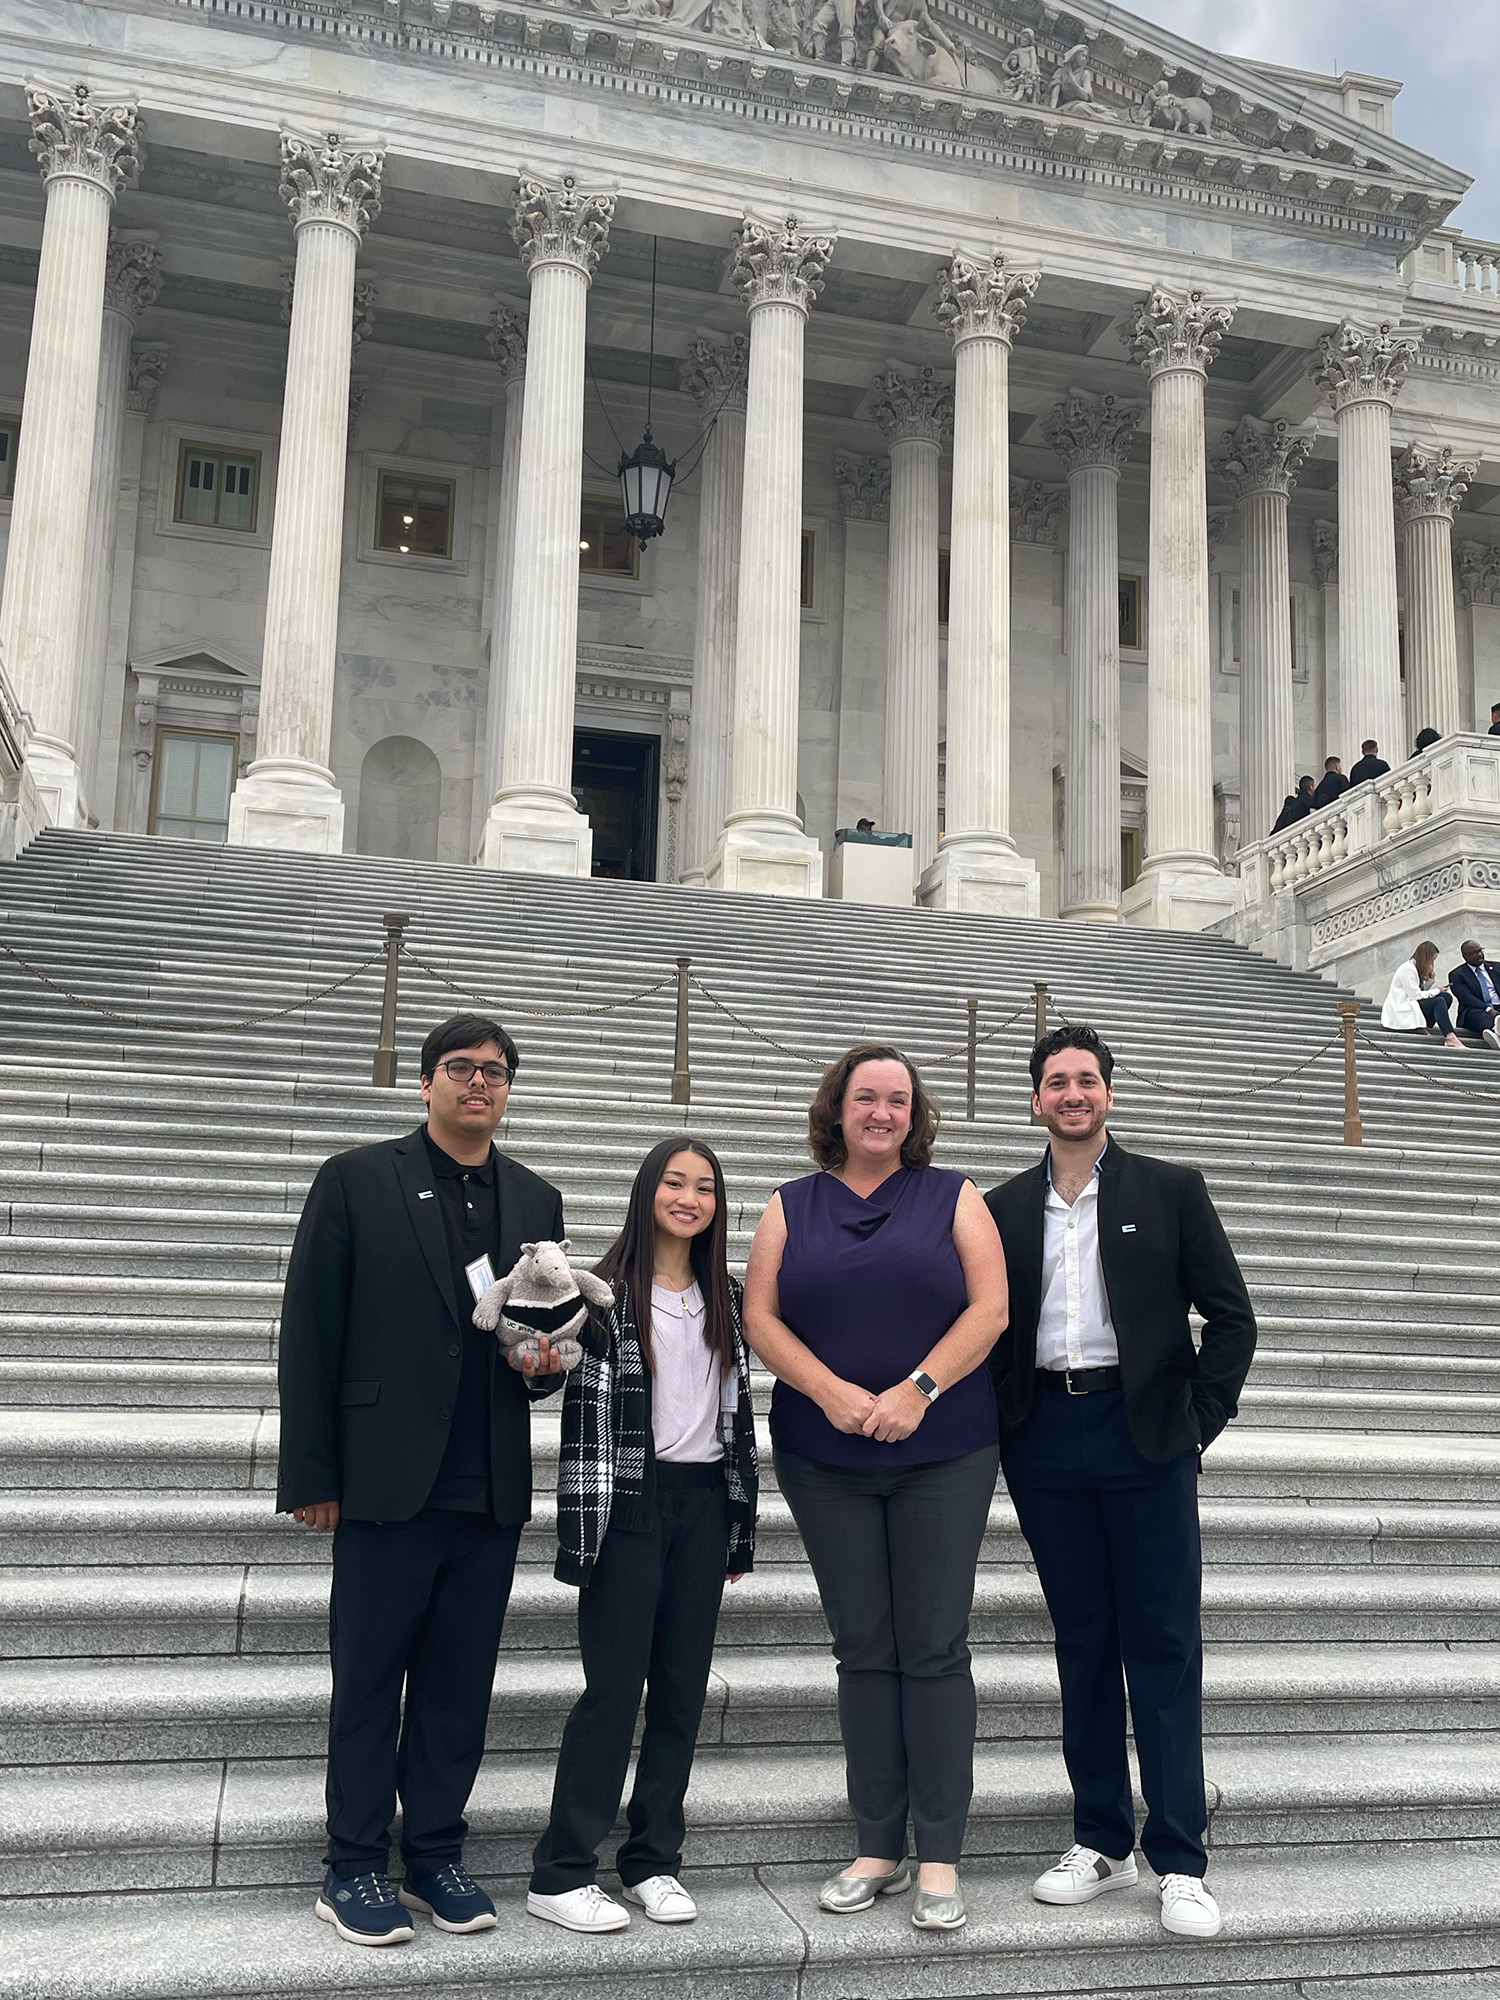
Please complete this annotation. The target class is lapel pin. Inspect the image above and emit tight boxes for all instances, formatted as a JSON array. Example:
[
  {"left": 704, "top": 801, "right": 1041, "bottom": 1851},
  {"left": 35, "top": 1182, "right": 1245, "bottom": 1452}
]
[
  {"left": 418, "top": 1190, "right": 435, "bottom": 1200},
  {"left": 1121, "top": 1223, "right": 1136, "bottom": 1233}
]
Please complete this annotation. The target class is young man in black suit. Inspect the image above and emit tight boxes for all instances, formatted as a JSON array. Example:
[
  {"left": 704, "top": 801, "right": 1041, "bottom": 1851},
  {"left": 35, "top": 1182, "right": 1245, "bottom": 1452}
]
[
  {"left": 1347, "top": 739, "right": 1390, "bottom": 786},
  {"left": 985, "top": 1026, "right": 1256, "bottom": 1941},
  {"left": 1310, "top": 755, "right": 1349, "bottom": 809},
  {"left": 278, "top": 1013, "right": 569, "bottom": 1946}
]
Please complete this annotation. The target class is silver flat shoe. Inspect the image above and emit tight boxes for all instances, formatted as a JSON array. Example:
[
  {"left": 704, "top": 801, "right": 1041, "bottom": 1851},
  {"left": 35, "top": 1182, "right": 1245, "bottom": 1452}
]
[
  {"left": 817, "top": 1860, "right": 913, "bottom": 1913},
  {"left": 911, "top": 1882, "right": 966, "bottom": 1930}
]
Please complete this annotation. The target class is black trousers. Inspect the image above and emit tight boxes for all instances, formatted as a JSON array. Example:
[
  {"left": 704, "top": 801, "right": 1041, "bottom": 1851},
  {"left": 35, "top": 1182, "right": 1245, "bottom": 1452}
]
[
  {"left": 1001, "top": 1387, "right": 1207, "bottom": 1878},
  {"left": 325, "top": 1510, "right": 521, "bottom": 1877},
  {"left": 775, "top": 1444, "right": 997, "bottom": 1864},
  {"left": 530, "top": 1462, "right": 729, "bottom": 1895},
  {"left": 1419, "top": 994, "right": 1456, "bottom": 1034}
]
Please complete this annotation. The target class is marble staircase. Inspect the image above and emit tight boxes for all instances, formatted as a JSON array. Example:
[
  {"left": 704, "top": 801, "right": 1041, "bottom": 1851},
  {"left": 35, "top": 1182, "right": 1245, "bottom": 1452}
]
[{"left": 1, "top": 828, "right": 1498, "bottom": 2000}]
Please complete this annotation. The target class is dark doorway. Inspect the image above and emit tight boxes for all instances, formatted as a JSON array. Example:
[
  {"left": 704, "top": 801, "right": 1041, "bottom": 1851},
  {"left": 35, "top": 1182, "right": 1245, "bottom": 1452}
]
[{"left": 572, "top": 729, "right": 659, "bottom": 881}]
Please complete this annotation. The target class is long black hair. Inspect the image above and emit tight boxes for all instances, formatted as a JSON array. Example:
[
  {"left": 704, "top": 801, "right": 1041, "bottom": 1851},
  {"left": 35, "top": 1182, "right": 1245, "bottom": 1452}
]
[{"left": 593, "top": 1137, "right": 736, "bottom": 1377}]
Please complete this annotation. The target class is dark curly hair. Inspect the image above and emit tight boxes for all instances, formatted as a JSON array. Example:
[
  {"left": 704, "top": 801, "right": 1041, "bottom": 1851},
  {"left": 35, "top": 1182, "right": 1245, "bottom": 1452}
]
[
  {"left": 1028, "top": 1023, "right": 1114, "bottom": 1093},
  {"left": 807, "top": 1042, "right": 939, "bottom": 1171}
]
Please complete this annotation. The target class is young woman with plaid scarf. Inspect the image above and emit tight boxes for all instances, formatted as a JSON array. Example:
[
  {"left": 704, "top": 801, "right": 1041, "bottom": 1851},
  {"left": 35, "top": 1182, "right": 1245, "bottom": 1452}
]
[{"left": 527, "top": 1138, "right": 758, "bottom": 1935}]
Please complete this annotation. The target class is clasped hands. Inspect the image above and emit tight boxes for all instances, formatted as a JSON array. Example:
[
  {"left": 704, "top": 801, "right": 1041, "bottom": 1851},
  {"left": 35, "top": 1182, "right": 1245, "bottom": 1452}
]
[{"left": 820, "top": 1373, "right": 929, "bottom": 1443}]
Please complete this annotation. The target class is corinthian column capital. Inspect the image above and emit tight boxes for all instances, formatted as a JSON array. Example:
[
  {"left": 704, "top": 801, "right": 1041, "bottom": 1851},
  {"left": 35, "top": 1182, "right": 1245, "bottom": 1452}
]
[
  {"left": 128, "top": 341, "right": 168, "bottom": 414},
  {"left": 1129, "top": 286, "right": 1234, "bottom": 378},
  {"left": 679, "top": 331, "right": 749, "bottom": 414},
  {"left": 27, "top": 83, "right": 141, "bottom": 197},
  {"left": 728, "top": 215, "right": 835, "bottom": 315},
  {"left": 278, "top": 131, "right": 384, "bottom": 238},
  {"left": 511, "top": 175, "right": 614, "bottom": 278},
  {"left": 1212, "top": 415, "right": 1312, "bottom": 500},
  {"left": 868, "top": 364, "right": 952, "bottom": 446},
  {"left": 486, "top": 303, "right": 528, "bottom": 383},
  {"left": 104, "top": 231, "right": 163, "bottom": 320},
  {"left": 933, "top": 251, "right": 1037, "bottom": 348},
  {"left": 1313, "top": 319, "right": 1417, "bottom": 413},
  {"left": 1393, "top": 441, "right": 1475, "bottom": 528},
  {"left": 1045, "top": 387, "right": 1140, "bottom": 472}
]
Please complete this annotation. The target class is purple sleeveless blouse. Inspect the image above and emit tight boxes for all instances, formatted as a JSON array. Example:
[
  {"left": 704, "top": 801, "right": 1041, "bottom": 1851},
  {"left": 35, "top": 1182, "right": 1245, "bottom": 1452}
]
[{"left": 770, "top": 1165, "right": 998, "bottom": 1468}]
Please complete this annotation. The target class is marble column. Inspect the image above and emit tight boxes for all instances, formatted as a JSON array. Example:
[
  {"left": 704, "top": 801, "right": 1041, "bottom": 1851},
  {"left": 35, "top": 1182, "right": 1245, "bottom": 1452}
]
[
  {"left": 1312, "top": 320, "right": 1417, "bottom": 769},
  {"left": 478, "top": 176, "right": 614, "bottom": 875},
  {"left": 1213, "top": 416, "right": 1312, "bottom": 848},
  {"left": 707, "top": 216, "right": 834, "bottom": 898},
  {"left": 479, "top": 303, "right": 527, "bottom": 837},
  {"left": 1045, "top": 388, "right": 1140, "bottom": 921},
  {"left": 678, "top": 331, "right": 748, "bottom": 887},
  {"left": 870, "top": 363, "right": 951, "bottom": 888},
  {"left": 0, "top": 84, "right": 140, "bottom": 835},
  {"left": 227, "top": 134, "right": 383, "bottom": 852},
  {"left": 74, "top": 231, "right": 162, "bottom": 825},
  {"left": 919, "top": 251, "right": 1040, "bottom": 915},
  {"left": 1121, "top": 285, "right": 1238, "bottom": 931},
  {"left": 1393, "top": 443, "right": 1472, "bottom": 743}
]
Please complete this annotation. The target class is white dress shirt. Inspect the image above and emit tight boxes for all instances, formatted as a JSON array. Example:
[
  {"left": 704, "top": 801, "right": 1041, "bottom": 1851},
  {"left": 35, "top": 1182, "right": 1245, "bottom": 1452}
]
[
  {"left": 650, "top": 1281, "right": 724, "bottom": 1464},
  {"left": 1035, "top": 1150, "right": 1119, "bottom": 1372}
]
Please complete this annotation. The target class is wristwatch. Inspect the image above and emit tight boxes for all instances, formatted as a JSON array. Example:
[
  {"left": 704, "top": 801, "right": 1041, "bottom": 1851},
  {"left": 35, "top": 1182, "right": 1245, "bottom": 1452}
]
[{"left": 909, "top": 1370, "right": 941, "bottom": 1404}]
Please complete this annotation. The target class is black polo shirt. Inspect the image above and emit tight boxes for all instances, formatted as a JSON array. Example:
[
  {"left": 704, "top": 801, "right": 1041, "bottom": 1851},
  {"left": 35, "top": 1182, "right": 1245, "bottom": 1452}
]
[{"left": 421, "top": 1128, "right": 501, "bottom": 1514}]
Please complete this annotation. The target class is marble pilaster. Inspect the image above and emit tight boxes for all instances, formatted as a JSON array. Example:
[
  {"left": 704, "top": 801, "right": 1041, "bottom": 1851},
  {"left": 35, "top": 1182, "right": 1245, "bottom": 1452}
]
[
  {"left": 1313, "top": 320, "right": 1418, "bottom": 769},
  {"left": 479, "top": 302, "right": 527, "bottom": 837},
  {"left": 1046, "top": 389, "right": 1140, "bottom": 921},
  {"left": 919, "top": 251, "right": 1040, "bottom": 916},
  {"left": 1213, "top": 415, "right": 1311, "bottom": 848},
  {"left": 870, "top": 363, "right": 951, "bottom": 887},
  {"left": 0, "top": 84, "right": 140, "bottom": 834},
  {"left": 678, "top": 330, "right": 748, "bottom": 887},
  {"left": 1121, "top": 286, "right": 1238, "bottom": 931},
  {"left": 1393, "top": 442, "right": 1472, "bottom": 742},
  {"left": 478, "top": 177, "right": 614, "bottom": 876},
  {"left": 228, "top": 133, "right": 383, "bottom": 852},
  {"left": 707, "top": 216, "right": 834, "bottom": 898}
]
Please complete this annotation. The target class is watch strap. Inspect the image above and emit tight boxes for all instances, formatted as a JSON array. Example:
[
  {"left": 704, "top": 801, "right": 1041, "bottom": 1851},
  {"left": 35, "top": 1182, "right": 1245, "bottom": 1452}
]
[{"left": 909, "top": 1369, "right": 940, "bottom": 1403}]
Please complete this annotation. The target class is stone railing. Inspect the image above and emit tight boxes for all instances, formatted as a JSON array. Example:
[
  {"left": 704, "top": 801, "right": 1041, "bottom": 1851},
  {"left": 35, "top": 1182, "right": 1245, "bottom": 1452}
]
[
  {"left": 1404, "top": 227, "right": 1500, "bottom": 305},
  {"left": 1235, "top": 734, "right": 1500, "bottom": 1000}
]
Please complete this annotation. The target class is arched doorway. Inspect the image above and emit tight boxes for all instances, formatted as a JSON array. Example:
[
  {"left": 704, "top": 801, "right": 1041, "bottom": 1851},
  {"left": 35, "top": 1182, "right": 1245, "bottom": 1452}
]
[{"left": 356, "top": 736, "right": 442, "bottom": 862}]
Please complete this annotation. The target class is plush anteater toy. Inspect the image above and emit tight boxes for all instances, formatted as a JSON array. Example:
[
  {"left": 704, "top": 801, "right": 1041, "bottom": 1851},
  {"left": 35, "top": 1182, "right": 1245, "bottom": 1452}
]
[{"left": 471, "top": 1240, "right": 613, "bottom": 1373}]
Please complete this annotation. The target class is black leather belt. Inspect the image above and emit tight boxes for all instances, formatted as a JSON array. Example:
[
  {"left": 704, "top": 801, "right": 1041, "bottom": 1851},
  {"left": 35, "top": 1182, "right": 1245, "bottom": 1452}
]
[{"left": 1036, "top": 1366, "right": 1122, "bottom": 1396}]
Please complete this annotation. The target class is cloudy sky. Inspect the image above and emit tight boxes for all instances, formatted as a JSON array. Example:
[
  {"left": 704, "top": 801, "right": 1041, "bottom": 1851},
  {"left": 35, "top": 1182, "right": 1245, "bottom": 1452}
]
[{"left": 1127, "top": 0, "right": 1499, "bottom": 240}]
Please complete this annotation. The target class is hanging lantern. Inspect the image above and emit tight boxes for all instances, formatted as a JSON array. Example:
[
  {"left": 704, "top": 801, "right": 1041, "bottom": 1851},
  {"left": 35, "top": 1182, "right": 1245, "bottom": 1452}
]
[{"left": 618, "top": 428, "right": 676, "bottom": 546}]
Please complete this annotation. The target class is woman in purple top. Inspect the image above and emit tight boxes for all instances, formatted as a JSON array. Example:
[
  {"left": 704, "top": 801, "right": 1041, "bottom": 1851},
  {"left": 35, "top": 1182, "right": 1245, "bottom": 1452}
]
[{"left": 745, "top": 1043, "right": 1008, "bottom": 1932}]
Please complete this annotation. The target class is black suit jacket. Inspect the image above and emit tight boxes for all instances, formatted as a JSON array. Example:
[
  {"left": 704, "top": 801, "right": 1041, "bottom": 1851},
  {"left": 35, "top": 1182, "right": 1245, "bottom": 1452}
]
[
  {"left": 1450, "top": 961, "right": 1500, "bottom": 1024},
  {"left": 984, "top": 1138, "right": 1257, "bottom": 1462},
  {"left": 1348, "top": 755, "right": 1390, "bottom": 786},
  {"left": 276, "top": 1126, "right": 565, "bottom": 1523},
  {"left": 1311, "top": 771, "right": 1350, "bottom": 809}
]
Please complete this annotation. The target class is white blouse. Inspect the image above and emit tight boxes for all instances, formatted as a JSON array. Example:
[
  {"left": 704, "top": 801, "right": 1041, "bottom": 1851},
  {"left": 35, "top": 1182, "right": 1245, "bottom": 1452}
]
[
  {"left": 649, "top": 1281, "right": 724, "bottom": 1464},
  {"left": 1381, "top": 960, "right": 1439, "bottom": 1032}
]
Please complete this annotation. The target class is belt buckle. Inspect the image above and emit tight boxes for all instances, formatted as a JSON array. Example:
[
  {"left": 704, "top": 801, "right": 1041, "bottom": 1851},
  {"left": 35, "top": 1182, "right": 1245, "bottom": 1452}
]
[{"left": 1064, "top": 1368, "right": 1086, "bottom": 1396}]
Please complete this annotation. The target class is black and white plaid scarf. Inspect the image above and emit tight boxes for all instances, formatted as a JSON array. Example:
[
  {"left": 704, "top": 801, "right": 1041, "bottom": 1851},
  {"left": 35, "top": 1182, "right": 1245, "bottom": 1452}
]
[{"left": 554, "top": 1275, "right": 758, "bottom": 1586}]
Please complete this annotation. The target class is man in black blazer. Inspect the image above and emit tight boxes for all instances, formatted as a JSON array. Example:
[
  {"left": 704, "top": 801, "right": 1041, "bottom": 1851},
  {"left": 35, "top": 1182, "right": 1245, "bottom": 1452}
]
[
  {"left": 1310, "top": 755, "right": 1349, "bottom": 809},
  {"left": 279, "top": 1012, "right": 568, "bottom": 1946},
  {"left": 985, "top": 1026, "right": 1256, "bottom": 1942},
  {"left": 1450, "top": 940, "right": 1500, "bottom": 1047},
  {"left": 1347, "top": 739, "right": 1390, "bottom": 786}
]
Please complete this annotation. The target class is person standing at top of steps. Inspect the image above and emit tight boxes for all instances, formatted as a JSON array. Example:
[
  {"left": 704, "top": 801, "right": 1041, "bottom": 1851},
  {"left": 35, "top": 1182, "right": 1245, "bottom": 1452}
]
[
  {"left": 277, "top": 1012, "right": 571, "bottom": 1948},
  {"left": 746, "top": 1044, "right": 1008, "bottom": 1934},
  {"left": 985, "top": 1025, "right": 1257, "bottom": 1943},
  {"left": 527, "top": 1138, "right": 758, "bottom": 1935}
]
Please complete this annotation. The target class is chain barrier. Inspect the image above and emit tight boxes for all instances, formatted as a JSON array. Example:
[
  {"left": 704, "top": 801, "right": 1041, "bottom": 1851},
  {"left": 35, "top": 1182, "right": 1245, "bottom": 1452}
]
[
  {"left": 1356, "top": 1030, "right": 1500, "bottom": 1104},
  {"left": 1046, "top": 990, "right": 1345, "bottom": 1100},
  {"left": 0, "top": 935, "right": 386, "bottom": 1032},
  {"left": 689, "top": 975, "right": 1032, "bottom": 1070},
  {"left": 401, "top": 948, "right": 675, "bottom": 1018}
]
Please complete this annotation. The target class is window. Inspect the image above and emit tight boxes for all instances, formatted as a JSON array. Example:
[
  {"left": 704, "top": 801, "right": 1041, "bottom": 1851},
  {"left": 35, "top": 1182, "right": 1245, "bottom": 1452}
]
[
  {"left": 0, "top": 414, "right": 18, "bottom": 499},
  {"left": 579, "top": 493, "right": 639, "bottom": 579},
  {"left": 1119, "top": 574, "right": 1142, "bottom": 652},
  {"left": 149, "top": 730, "right": 237, "bottom": 843},
  {"left": 938, "top": 546, "right": 950, "bottom": 627},
  {"left": 1121, "top": 828, "right": 1141, "bottom": 893},
  {"left": 801, "top": 529, "right": 816, "bottom": 610},
  {"left": 175, "top": 444, "right": 260, "bottom": 532},
  {"left": 376, "top": 472, "right": 454, "bottom": 559}
]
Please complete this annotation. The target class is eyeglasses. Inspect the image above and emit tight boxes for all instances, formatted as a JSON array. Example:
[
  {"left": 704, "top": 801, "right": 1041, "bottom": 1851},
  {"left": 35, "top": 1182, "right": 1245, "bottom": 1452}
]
[{"left": 438, "top": 1059, "right": 514, "bottom": 1087}]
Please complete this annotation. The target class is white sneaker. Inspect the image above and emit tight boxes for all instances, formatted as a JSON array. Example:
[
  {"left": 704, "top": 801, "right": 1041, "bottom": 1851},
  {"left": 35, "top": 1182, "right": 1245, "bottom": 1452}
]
[
  {"left": 526, "top": 1883, "right": 630, "bottom": 1933},
  {"left": 622, "top": 1874, "right": 697, "bottom": 1924},
  {"left": 1032, "top": 1844, "right": 1139, "bottom": 1905},
  {"left": 1484, "top": 1028, "right": 1500, "bottom": 1051},
  {"left": 1159, "top": 1873, "right": 1222, "bottom": 1938}
]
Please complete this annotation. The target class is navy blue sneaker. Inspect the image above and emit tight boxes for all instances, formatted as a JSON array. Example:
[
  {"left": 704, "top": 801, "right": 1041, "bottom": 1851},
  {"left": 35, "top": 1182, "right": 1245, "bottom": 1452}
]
[
  {"left": 400, "top": 1862, "right": 498, "bottom": 1934},
  {"left": 315, "top": 1868, "right": 416, "bottom": 1946}
]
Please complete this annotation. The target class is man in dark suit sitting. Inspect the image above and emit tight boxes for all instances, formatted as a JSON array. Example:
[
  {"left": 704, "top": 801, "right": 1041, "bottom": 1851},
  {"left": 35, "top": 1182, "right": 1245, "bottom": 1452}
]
[
  {"left": 278, "top": 1012, "right": 568, "bottom": 1945},
  {"left": 1310, "top": 755, "right": 1349, "bottom": 809},
  {"left": 1450, "top": 941, "right": 1500, "bottom": 1049},
  {"left": 985, "top": 1026, "right": 1256, "bottom": 1942}
]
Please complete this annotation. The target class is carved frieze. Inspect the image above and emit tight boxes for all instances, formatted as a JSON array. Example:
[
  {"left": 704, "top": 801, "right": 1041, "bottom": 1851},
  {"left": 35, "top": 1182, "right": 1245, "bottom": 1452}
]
[
  {"left": 1392, "top": 443, "right": 1474, "bottom": 529},
  {"left": 1212, "top": 415, "right": 1312, "bottom": 500},
  {"left": 1129, "top": 286, "right": 1234, "bottom": 378},
  {"left": 279, "top": 132, "right": 385, "bottom": 237},
  {"left": 1313, "top": 320, "right": 1418, "bottom": 413},
  {"left": 27, "top": 84, "right": 141, "bottom": 197},
  {"left": 933, "top": 252, "right": 1037, "bottom": 347},
  {"left": 728, "top": 216, "right": 835, "bottom": 314},
  {"left": 512, "top": 175, "right": 615, "bottom": 277}
]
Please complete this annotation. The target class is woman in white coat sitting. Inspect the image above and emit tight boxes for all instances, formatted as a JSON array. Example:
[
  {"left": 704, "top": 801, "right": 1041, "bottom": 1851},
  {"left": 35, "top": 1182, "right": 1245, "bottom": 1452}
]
[{"left": 1381, "top": 940, "right": 1463, "bottom": 1049}]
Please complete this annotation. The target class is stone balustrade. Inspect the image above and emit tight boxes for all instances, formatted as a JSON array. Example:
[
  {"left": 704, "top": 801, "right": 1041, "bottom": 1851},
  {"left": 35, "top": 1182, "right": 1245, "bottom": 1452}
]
[
  {"left": 1404, "top": 226, "right": 1500, "bottom": 304},
  {"left": 1235, "top": 734, "right": 1500, "bottom": 999}
]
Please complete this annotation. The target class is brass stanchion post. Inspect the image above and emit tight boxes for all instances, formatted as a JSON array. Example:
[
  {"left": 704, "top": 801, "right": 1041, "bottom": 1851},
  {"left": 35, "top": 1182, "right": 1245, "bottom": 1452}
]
[
  {"left": 1339, "top": 1002, "right": 1362, "bottom": 1146},
  {"left": 1030, "top": 980, "right": 1049, "bottom": 1125},
  {"left": 671, "top": 956, "right": 692, "bottom": 1106},
  {"left": 965, "top": 998, "right": 978, "bottom": 1121},
  {"left": 371, "top": 914, "right": 409, "bottom": 1087}
]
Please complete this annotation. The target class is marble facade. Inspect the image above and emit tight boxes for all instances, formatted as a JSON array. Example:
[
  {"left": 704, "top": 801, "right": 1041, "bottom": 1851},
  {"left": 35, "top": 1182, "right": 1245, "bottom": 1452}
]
[{"left": 0, "top": 0, "right": 1498, "bottom": 930}]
